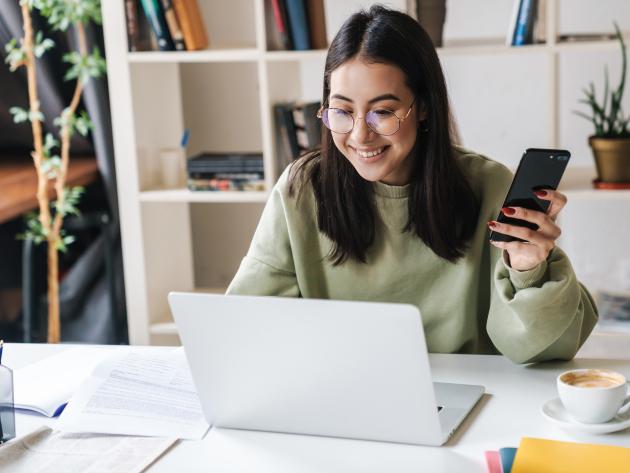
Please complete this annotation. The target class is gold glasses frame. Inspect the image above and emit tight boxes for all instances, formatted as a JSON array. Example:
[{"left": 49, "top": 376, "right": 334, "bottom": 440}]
[{"left": 317, "top": 98, "right": 416, "bottom": 136}]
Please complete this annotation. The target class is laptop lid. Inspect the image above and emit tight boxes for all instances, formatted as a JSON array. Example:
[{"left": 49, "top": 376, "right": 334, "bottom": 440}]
[{"left": 169, "top": 293, "right": 445, "bottom": 446}]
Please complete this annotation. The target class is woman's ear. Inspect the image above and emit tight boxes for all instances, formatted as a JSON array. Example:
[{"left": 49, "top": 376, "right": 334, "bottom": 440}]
[{"left": 416, "top": 102, "right": 428, "bottom": 122}]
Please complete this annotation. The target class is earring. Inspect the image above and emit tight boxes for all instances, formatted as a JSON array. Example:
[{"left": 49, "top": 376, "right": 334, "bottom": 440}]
[{"left": 419, "top": 120, "right": 430, "bottom": 133}]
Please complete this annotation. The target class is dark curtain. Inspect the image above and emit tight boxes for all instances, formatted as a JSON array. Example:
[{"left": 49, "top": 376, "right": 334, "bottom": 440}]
[{"left": 0, "top": 3, "right": 127, "bottom": 344}]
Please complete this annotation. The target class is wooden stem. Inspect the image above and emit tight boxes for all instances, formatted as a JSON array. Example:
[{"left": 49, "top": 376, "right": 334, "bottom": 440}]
[{"left": 20, "top": 4, "right": 90, "bottom": 343}]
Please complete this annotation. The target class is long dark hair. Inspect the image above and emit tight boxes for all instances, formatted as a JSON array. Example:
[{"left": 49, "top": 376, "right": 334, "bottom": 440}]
[{"left": 289, "top": 5, "right": 479, "bottom": 265}]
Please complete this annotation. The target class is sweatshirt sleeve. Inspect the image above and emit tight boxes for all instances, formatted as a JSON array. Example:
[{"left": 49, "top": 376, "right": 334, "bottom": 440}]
[
  {"left": 479, "top": 158, "right": 598, "bottom": 364},
  {"left": 226, "top": 171, "right": 300, "bottom": 297},
  {"left": 486, "top": 236, "right": 598, "bottom": 364}
]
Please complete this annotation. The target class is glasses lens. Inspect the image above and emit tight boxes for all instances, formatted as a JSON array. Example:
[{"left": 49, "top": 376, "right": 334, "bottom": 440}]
[
  {"left": 322, "top": 108, "right": 353, "bottom": 133},
  {"left": 366, "top": 110, "right": 399, "bottom": 136}
]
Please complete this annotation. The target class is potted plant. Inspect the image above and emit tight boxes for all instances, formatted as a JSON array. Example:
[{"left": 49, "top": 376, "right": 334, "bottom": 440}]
[
  {"left": 4, "top": 0, "right": 106, "bottom": 342},
  {"left": 575, "top": 23, "right": 630, "bottom": 185}
]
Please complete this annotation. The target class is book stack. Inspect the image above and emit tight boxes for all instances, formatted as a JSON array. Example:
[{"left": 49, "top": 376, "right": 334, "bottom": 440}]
[
  {"left": 265, "top": 0, "right": 328, "bottom": 51},
  {"left": 486, "top": 438, "right": 630, "bottom": 473},
  {"left": 507, "top": 0, "right": 546, "bottom": 46},
  {"left": 186, "top": 152, "right": 265, "bottom": 192},
  {"left": 266, "top": 0, "right": 414, "bottom": 52},
  {"left": 273, "top": 101, "right": 321, "bottom": 171},
  {"left": 125, "top": 0, "right": 209, "bottom": 52}
]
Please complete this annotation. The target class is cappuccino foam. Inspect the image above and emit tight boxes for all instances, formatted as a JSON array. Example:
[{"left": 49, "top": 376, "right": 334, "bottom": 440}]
[{"left": 561, "top": 370, "right": 624, "bottom": 388}]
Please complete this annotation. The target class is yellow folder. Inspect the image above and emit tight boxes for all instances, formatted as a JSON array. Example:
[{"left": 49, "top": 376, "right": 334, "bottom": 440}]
[{"left": 512, "top": 437, "right": 630, "bottom": 473}]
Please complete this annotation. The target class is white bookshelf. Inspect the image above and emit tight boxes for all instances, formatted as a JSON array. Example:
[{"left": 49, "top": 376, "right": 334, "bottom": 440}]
[{"left": 101, "top": 0, "right": 630, "bottom": 345}]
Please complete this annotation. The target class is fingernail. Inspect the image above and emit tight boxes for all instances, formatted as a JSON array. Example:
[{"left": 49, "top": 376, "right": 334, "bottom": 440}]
[
  {"left": 501, "top": 207, "right": 515, "bottom": 215},
  {"left": 534, "top": 190, "right": 547, "bottom": 197},
  {"left": 487, "top": 220, "right": 497, "bottom": 228}
]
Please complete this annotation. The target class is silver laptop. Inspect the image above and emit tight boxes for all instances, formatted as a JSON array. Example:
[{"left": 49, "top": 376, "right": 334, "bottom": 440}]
[{"left": 169, "top": 293, "right": 484, "bottom": 446}]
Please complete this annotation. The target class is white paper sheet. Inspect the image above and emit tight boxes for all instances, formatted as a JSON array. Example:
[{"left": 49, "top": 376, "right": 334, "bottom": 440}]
[
  {"left": 13, "top": 347, "right": 119, "bottom": 417},
  {"left": 56, "top": 348, "right": 209, "bottom": 439},
  {"left": 0, "top": 426, "right": 175, "bottom": 473}
]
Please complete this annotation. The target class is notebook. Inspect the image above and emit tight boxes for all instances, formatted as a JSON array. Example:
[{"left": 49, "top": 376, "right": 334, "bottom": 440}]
[{"left": 511, "top": 437, "right": 630, "bottom": 473}]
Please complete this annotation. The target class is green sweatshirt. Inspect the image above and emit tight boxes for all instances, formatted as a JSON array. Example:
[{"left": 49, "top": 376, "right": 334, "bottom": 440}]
[{"left": 227, "top": 147, "right": 598, "bottom": 364}]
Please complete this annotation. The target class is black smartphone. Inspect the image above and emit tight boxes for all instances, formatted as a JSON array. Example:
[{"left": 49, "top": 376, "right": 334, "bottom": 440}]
[{"left": 489, "top": 148, "right": 570, "bottom": 242}]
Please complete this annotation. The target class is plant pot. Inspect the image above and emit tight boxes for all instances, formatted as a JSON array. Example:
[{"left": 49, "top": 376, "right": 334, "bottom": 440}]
[
  {"left": 589, "top": 136, "right": 630, "bottom": 183},
  {"left": 417, "top": 0, "right": 447, "bottom": 48}
]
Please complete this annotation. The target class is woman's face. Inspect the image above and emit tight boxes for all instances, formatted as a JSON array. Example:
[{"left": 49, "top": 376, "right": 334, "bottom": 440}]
[{"left": 328, "top": 57, "right": 422, "bottom": 186}]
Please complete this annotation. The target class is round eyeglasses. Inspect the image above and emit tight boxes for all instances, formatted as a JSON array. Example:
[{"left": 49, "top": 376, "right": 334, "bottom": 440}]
[{"left": 317, "top": 99, "right": 416, "bottom": 136}]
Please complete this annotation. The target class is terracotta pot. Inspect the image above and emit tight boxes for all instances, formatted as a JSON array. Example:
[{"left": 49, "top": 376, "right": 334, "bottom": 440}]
[{"left": 589, "top": 136, "right": 630, "bottom": 183}]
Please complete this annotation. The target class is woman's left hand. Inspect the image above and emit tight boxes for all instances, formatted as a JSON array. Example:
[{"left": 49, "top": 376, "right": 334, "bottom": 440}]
[{"left": 488, "top": 189, "right": 567, "bottom": 271}]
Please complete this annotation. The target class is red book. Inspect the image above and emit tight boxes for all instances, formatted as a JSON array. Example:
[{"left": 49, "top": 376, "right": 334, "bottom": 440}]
[{"left": 270, "top": 0, "right": 293, "bottom": 50}]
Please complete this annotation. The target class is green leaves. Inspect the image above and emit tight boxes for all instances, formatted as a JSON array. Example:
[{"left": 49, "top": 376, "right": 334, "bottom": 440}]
[
  {"left": 575, "top": 22, "right": 630, "bottom": 137},
  {"left": 5, "top": 38, "right": 27, "bottom": 71},
  {"left": 18, "top": 212, "right": 48, "bottom": 245},
  {"left": 41, "top": 133, "right": 61, "bottom": 178},
  {"left": 34, "top": 31, "right": 55, "bottom": 58},
  {"left": 28, "top": 0, "right": 102, "bottom": 31},
  {"left": 63, "top": 46, "right": 107, "bottom": 83},
  {"left": 5, "top": 27, "right": 54, "bottom": 70},
  {"left": 53, "top": 109, "right": 94, "bottom": 137},
  {"left": 54, "top": 186, "right": 84, "bottom": 218},
  {"left": 10, "top": 106, "right": 44, "bottom": 124},
  {"left": 56, "top": 231, "right": 76, "bottom": 253},
  {"left": 74, "top": 111, "right": 94, "bottom": 136},
  {"left": 18, "top": 211, "right": 80, "bottom": 253}
]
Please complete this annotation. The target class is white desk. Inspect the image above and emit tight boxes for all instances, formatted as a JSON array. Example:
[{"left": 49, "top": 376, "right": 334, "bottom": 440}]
[{"left": 5, "top": 343, "right": 630, "bottom": 472}]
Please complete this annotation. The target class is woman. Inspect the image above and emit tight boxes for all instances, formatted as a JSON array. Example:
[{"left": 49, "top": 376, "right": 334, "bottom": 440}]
[{"left": 227, "top": 6, "right": 597, "bottom": 363}]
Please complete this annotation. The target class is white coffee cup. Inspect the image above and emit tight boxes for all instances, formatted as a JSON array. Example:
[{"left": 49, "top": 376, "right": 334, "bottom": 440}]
[{"left": 557, "top": 369, "right": 630, "bottom": 424}]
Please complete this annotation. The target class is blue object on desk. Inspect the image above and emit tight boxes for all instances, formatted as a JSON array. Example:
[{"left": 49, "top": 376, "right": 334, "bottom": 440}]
[
  {"left": 500, "top": 446, "right": 518, "bottom": 473},
  {"left": 0, "top": 341, "right": 16, "bottom": 444}
]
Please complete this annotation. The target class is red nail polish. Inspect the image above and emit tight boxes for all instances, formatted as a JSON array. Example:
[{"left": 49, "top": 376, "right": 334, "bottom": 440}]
[
  {"left": 501, "top": 207, "right": 515, "bottom": 215},
  {"left": 534, "top": 190, "right": 547, "bottom": 197},
  {"left": 487, "top": 220, "right": 497, "bottom": 228}
]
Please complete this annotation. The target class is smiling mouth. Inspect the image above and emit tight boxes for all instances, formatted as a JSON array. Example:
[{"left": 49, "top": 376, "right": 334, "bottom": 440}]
[{"left": 351, "top": 146, "right": 388, "bottom": 159}]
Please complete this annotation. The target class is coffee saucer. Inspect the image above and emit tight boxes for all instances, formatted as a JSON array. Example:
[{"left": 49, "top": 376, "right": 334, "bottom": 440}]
[{"left": 541, "top": 398, "right": 630, "bottom": 434}]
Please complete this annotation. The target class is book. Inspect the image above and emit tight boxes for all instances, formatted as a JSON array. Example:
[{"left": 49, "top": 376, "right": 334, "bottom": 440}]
[
  {"left": 274, "top": 103, "right": 300, "bottom": 170},
  {"left": 270, "top": 0, "right": 294, "bottom": 50},
  {"left": 188, "top": 178, "right": 266, "bottom": 192},
  {"left": 306, "top": 0, "right": 327, "bottom": 49},
  {"left": 187, "top": 152, "right": 264, "bottom": 175},
  {"left": 265, "top": 0, "right": 285, "bottom": 50},
  {"left": 285, "top": 0, "right": 310, "bottom": 50},
  {"left": 125, "top": 0, "right": 158, "bottom": 51},
  {"left": 499, "top": 447, "right": 518, "bottom": 473},
  {"left": 292, "top": 101, "right": 322, "bottom": 151},
  {"left": 139, "top": 0, "right": 175, "bottom": 51},
  {"left": 13, "top": 348, "right": 116, "bottom": 417},
  {"left": 0, "top": 426, "right": 175, "bottom": 472},
  {"left": 189, "top": 172, "right": 264, "bottom": 180},
  {"left": 172, "top": 0, "right": 209, "bottom": 51},
  {"left": 511, "top": 437, "right": 630, "bottom": 473},
  {"left": 484, "top": 451, "right": 502, "bottom": 473},
  {"left": 532, "top": 0, "right": 546, "bottom": 44},
  {"left": 160, "top": 0, "right": 187, "bottom": 50},
  {"left": 512, "top": 0, "right": 537, "bottom": 46},
  {"left": 124, "top": 0, "right": 140, "bottom": 51},
  {"left": 506, "top": 0, "right": 521, "bottom": 46}
]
